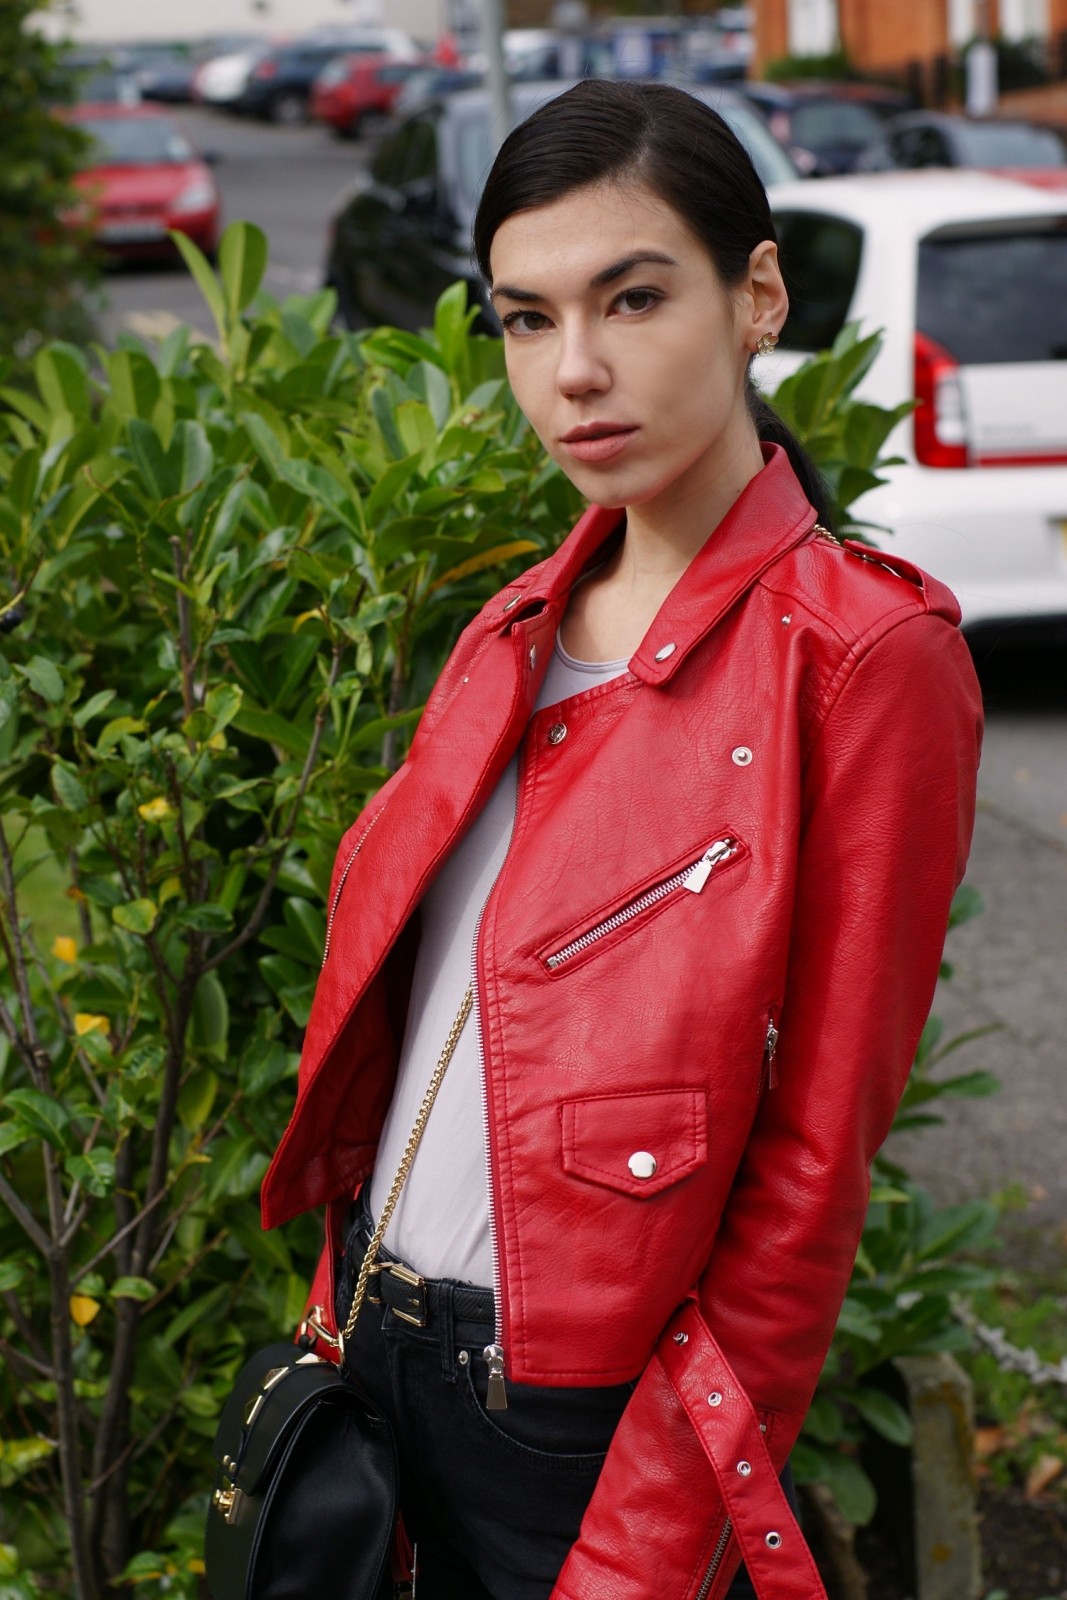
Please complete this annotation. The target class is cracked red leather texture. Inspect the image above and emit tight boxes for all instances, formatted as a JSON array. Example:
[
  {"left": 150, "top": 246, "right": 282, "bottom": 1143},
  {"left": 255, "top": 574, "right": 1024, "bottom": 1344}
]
[{"left": 263, "top": 445, "right": 982, "bottom": 1598}]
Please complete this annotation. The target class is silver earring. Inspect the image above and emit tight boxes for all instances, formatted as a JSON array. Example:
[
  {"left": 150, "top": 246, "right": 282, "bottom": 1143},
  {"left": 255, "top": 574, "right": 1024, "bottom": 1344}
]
[{"left": 756, "top": 332, "right": 779, "bottom": 356}]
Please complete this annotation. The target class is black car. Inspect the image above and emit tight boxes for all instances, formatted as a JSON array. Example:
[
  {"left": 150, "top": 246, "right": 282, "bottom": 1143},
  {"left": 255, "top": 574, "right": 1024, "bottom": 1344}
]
[
  {"left": 853, "top": 110, "right": 1067, "bottom": 174},
  {"left": 326, "top": 81, "right": 799, "bottom": 333},
  {"left": 739, "top": 81, "right": 911, "bottom": 175},
  {"left": 241, "top": 41, "right": 386, "bottom": 125}
]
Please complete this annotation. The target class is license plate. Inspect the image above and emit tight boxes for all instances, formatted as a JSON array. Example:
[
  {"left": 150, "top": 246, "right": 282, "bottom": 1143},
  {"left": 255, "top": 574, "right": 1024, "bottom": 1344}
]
[{"left": 100, "top": 219, "right": 166, "bottom": 243}]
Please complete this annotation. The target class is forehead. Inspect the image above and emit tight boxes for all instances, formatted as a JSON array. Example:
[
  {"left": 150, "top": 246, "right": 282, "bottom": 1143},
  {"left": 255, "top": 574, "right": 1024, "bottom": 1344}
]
[{"left": 488, "top": 178, "right": 708, "bottom": 290}]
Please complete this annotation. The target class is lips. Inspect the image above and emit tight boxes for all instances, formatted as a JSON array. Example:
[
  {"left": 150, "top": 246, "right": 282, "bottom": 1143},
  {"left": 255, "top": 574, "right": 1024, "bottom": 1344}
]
[{"left": 558, "top": 422, "right": 638, "bottom": 465}]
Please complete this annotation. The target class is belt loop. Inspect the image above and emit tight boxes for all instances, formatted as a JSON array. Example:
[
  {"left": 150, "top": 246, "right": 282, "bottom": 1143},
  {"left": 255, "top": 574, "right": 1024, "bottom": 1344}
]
[{"left": 439, "top": 1282, "right": 457, "bottom": 1382}]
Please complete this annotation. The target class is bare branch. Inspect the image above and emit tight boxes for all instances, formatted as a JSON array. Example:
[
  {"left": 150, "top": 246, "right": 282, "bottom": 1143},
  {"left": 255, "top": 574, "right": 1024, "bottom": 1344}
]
[
  {"left": 71, "top": 1184, "right": 168, "bottom": 1285},
  {"left": 0, "top": 1169, "right": 52, "bottom": 1255}
]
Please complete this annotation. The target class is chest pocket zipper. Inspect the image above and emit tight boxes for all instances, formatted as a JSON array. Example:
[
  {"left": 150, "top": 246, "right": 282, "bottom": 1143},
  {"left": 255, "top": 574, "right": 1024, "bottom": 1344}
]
[{"left": 544, "top": 838, "right": 740, "bottom": 973}]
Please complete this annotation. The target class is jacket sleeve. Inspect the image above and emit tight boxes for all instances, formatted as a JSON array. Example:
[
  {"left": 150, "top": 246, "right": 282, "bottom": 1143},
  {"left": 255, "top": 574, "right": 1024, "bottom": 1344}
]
[{"left": 552, "top": 611, "right": 983, "bottom": 1600}]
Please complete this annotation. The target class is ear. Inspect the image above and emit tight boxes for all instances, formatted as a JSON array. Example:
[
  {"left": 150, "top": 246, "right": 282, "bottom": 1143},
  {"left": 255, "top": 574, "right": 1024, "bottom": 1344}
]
[{"left": 739, "top": 240, "right": 789, "bottom": 353}]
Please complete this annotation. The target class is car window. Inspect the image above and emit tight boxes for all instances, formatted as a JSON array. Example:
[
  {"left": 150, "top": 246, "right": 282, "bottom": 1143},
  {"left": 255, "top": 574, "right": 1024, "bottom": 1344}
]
[
  {"left": 371, "top": 121, "right": 414, "bottom": 186},
  {"left": 918, "top": 224, "right": 1067, "bottom": 363},
  {"left": 705, "top": 98, "right": 799, "bottom": 187},
  {"left": 78, "top": 117, "right": 194, "bottom": 165},
  {"left": 774, "top": 211, "right": 864, "bottom": 351},
  {"left": 404, "top": 116, "right": 438, "bottom": 186},
  {"left": 952, "top": 121, "right": 1067, "bottom": 167},
  {"left": 789, "top": 100, "right": 885, "bottom": 153}
]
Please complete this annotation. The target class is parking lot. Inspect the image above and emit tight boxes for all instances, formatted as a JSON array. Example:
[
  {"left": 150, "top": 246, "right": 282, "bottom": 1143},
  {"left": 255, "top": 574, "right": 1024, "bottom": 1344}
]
[{"left": 97, "top": 101, "right": 1067, "bottom": 1257}]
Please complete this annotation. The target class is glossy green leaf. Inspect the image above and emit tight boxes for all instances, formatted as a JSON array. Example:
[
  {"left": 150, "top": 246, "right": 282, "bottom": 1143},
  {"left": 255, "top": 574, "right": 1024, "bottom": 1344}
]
[
  {"left": 177, "top": 1068, "right": 219, "bottom": 1132},
  {"left": 4, "top": 1089, "right": 71, "bottom": 1151},
  {"left": 219, "top": 220, "right": 269, "bottom": 323},
  {"left": 850, "top": 1387, "right": 913, "bottom": 1447},
  {"left": 113, "top": 899, "right": 158, "bottom": 935}
]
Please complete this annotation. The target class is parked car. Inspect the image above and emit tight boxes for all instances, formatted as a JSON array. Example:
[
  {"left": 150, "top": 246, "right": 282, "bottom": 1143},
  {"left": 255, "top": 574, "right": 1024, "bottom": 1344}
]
[
  {"left": 121, "top": 44, "right": 198, "bottom": 103},
  {"left": 63, "top": 49, "right": 140, "bottom": 106},
  {"left": 763, "top": 171, "right": 1067, "bottom": 633},
  {"left": 325, "top": 81, "right": 799, "bottom": 334},
  {"left": 68, "top": 104, "right": 221, "bottom": 259},
  {"left": 740, "top": 81, "right": 911, "bottom": 174},
  {"left": 311, "top": 55, "right": 423, "bottom": 138},
  {"left": 854, "top": 111, "right": 1067, "bottom": 187},
  {"left": 240, "top": 31, "right": 418, "bottom": 124},
  {"left": 193, "top": 44, "right": 270, "bottom": 110}
]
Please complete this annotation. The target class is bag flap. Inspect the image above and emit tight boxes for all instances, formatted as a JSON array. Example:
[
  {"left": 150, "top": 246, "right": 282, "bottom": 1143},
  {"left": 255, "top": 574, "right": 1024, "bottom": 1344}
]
[{"left": 212, "top": 1343, "right": 358, "bottom": 1494}]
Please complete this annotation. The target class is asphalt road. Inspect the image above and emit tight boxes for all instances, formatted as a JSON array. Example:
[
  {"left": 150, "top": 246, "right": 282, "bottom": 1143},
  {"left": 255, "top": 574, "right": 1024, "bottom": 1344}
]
[
  {"left": 98, "top": 105, "right": 363, "bottom": 344},
  {"left": 99, "top": 106, "right": 1067, "bottom": 1260}
]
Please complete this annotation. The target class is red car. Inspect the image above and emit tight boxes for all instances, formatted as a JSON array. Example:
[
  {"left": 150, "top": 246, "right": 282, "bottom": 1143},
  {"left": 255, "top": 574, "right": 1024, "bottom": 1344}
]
[
  {"left": 69, "top": 104, "right": 221, "bottom": 259},
  {"left": 310, "top": 55, "right": 421, "bottom": 137}
]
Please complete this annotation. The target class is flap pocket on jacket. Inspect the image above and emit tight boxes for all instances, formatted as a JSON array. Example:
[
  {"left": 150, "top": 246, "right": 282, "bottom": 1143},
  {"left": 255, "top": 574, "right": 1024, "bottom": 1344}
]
[{"left": 560, "top": 1089, "right": 708, "bottom": 1198}]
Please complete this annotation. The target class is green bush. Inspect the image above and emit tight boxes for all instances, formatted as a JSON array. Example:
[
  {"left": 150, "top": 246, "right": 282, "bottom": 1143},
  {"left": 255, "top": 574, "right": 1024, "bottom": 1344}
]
[
  {"left": 0, "top": 224, "right": 990, "bottom": 1592},
  {"left": 0, "top": 0, "right": 97, "bottom": 369}
]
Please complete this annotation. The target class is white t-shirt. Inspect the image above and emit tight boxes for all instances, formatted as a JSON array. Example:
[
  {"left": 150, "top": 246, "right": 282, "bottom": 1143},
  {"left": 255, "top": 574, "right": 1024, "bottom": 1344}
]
[{"left": 368, "top": 632, "right": 629, "bottom": 1284}]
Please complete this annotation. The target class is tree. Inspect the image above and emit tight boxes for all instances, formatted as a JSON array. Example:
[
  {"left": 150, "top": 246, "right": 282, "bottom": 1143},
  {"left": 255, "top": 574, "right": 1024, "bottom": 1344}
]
[{"left": 0, "top": 0, "right": 96, "bottom": 370}]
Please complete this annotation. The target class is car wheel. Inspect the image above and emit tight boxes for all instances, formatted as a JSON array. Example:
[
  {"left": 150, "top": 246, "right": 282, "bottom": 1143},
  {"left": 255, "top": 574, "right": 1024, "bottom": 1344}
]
[{"left": 270, "top": 91, "right": 307, "bottom": 126}]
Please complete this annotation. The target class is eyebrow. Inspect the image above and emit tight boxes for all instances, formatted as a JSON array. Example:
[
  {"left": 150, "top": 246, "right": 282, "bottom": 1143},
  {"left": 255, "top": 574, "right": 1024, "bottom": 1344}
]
[{"left": 490, "top": 251, "right": 680, "bottom": 304}]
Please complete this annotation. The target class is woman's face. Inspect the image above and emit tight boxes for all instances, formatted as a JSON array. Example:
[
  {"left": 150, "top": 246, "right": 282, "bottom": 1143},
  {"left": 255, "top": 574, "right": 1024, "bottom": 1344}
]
[{"left": 489, "top": 179, "right": 785, "bottom": 516}]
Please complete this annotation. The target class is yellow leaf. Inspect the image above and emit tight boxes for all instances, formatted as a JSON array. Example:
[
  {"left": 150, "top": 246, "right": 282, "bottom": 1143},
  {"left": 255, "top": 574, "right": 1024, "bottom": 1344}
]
[
  {"left": 69, "top": 1294, "right": 101, "bottom": 1327},
  {"left": 206, "top": 732, "right": 227, "bottom": 750},
  {"left": 429, "top": 541, "right": 540, "bottom": 594},
  {"left": 187, "top": 1559, "right": 206, "bottom": 1575},
  {"left": 74, "top": 1013, "right": 109, "bottom": 1037},
  {"left": 52, "top": 936, "right": 78, "bottom": 964},
  {"left": 158, "top": 875, "right": 183, "bottom": 905},
  {"left": 138, "top": 796, "right": 172, "bottom": 823},
  {"left": 293, "top": 608, "right": 322, "bottom": 631}
]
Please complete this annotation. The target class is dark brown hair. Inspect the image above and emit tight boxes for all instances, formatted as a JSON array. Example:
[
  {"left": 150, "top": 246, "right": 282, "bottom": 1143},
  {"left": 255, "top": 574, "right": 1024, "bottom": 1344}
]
[{"left": 473, "top": 79, "right": 833, "bottom": 529}]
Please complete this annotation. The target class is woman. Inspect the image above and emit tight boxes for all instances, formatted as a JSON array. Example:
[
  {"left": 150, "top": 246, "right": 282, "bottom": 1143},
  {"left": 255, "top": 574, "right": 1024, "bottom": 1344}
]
[{"left": 262, "top": 79, "right": 982, "bottom": 1600}]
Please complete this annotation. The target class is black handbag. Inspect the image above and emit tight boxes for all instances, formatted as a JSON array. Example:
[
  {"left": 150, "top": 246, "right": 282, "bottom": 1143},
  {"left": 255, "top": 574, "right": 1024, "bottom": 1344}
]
[
  {"left": 204, "top": 988, "right": 473, "bottom": 1600},
  {"left": 204, "top": 1340, "right": 396, "bottom": 1600}
]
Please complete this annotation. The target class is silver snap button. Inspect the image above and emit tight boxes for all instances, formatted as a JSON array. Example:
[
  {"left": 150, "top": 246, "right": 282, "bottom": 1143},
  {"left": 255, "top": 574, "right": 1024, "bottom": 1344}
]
[
  {"left": 673, "top": 1331, "right": 688, "bottom": 1345},
  {"left": 759, "top": 1422, "right": 768, "bottom": 1434},
  {"left": 462, "top": 675, "right": 469, "bottom": 683},
  {"left": 654, "top": 642, "right": 677, "bottom": 662},
  {"left": 458, "top": 1350, "right": 469, "bottom": 1366},
  {"left": 765, "top": 1532, "right": 782, "bottom": 1549},
  {"left": 707, "top": 1392, "right": 723, "bottom": 1407},
  {"left": 736, "top": 1460, "right": 752, "bottom": 1477},
  {"left": 547, "top": 722, "right": 567, "bottom": 746},
  {"left": 627, "top": 1151, "right": 657, "bottom": 1179},
  {"left": 502, "top": 594, "right": 521, "bottom": 612},
  {"left": 731, "top": 746, "right": 753, "bottom": 767},
  {"left": 781, "top": 613, "right": 792, "bottom": 626}
]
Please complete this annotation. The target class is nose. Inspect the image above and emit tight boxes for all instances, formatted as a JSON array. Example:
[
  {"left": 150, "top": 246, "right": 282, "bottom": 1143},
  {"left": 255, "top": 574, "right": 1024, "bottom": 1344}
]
[{"left": 554, "top": 318, "right": 610, "bottom": 399}]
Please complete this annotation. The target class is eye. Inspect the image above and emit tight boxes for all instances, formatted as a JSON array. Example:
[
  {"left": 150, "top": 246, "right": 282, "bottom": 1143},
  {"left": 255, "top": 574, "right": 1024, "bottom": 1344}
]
[
  {"left": 614, "top": 287, "right": 662, "bottom": 315},
  {"left": 500, "top": 309, "right": 551, "bottom": 337}
]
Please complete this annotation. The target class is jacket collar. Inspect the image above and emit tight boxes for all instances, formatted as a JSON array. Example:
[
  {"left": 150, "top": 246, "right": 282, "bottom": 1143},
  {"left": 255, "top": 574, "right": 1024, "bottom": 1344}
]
[{"left": 494, "top": 444, "right": 817, "bottom": 684}]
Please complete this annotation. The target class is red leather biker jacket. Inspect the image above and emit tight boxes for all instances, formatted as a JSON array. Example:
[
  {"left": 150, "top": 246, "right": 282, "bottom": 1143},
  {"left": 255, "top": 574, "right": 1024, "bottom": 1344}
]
[{"left": 262, "top": 445, "right": 982, "bottom": 1599}]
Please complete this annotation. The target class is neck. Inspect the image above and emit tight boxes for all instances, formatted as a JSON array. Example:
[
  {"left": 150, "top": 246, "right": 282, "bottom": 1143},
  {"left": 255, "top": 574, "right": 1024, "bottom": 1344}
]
[{"left": 619, "top": 428, "right": 767, "bottom": 581}]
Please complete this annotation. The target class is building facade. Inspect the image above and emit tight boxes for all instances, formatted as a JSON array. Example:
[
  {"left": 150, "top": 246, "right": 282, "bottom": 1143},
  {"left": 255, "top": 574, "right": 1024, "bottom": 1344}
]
[
  {"left": 32, "top": 0, "right": 449, "bottom": 45},
  {"left": 753, "top": 0, "right": 1067, "bottom": 75}
]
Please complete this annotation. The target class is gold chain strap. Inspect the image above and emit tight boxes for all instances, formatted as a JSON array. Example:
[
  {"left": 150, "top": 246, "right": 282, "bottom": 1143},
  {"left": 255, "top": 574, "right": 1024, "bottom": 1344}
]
[{"left": 340, "top": 985, "right": 474, "bottom": 1356}]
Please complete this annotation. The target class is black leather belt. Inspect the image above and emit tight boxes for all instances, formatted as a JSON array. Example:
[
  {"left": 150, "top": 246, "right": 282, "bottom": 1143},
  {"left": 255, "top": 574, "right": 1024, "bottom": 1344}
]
[{"left": 347, "top": 1203, "right": 495, "bottom": 1333}]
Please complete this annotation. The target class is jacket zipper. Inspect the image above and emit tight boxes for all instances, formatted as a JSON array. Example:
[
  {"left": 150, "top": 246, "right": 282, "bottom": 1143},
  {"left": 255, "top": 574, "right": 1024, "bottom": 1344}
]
[
  {"left": 764, "top": 1012, "right": 779, "bottom": 1090},
  {"left": 472, "top": 902, "right": 508, "bottom": 1411},
  {"left": 545, "top": 838, "right": 739, "bottom": 971},
  {"left": 321, "top": 805, "right": 387, "bottom": 967},
  {"left": 694, "top": 1521, "right": 732, "bottom": 1600}
]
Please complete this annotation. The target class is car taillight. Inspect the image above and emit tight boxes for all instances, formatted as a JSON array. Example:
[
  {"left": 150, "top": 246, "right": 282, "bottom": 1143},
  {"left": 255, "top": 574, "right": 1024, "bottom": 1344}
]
[{"left": 913, "top": 331, "right": 969, "bottom": 469}]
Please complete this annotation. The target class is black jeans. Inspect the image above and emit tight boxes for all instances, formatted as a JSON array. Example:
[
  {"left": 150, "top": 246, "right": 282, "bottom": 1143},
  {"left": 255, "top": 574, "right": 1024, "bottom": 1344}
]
[{"left": 337, "top": 1206, "right": 792, "bottom": 1599}]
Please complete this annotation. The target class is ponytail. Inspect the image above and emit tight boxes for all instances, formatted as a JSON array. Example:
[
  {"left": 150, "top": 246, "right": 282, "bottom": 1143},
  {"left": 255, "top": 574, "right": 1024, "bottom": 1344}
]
[{"left": 746, "top": 377, "right": 836, "bottom": 534}]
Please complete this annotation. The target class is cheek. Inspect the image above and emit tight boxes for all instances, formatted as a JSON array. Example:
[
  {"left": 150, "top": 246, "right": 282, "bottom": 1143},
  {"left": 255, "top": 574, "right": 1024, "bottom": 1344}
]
[{"left": 504, "top": 347, "right": 552, "bottom": 433}]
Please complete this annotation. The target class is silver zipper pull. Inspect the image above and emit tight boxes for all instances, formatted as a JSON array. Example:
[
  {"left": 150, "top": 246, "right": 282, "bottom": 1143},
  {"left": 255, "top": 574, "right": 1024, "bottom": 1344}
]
[
  {"left": 483, "top": 1344, "right": 508, "bottom": 1410},
  {"left": 683, "top": 838, "right": 736, "bottom": 895},
  {"left": 765, "top": 1017, "right": 779, "bottom": 1090}
]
